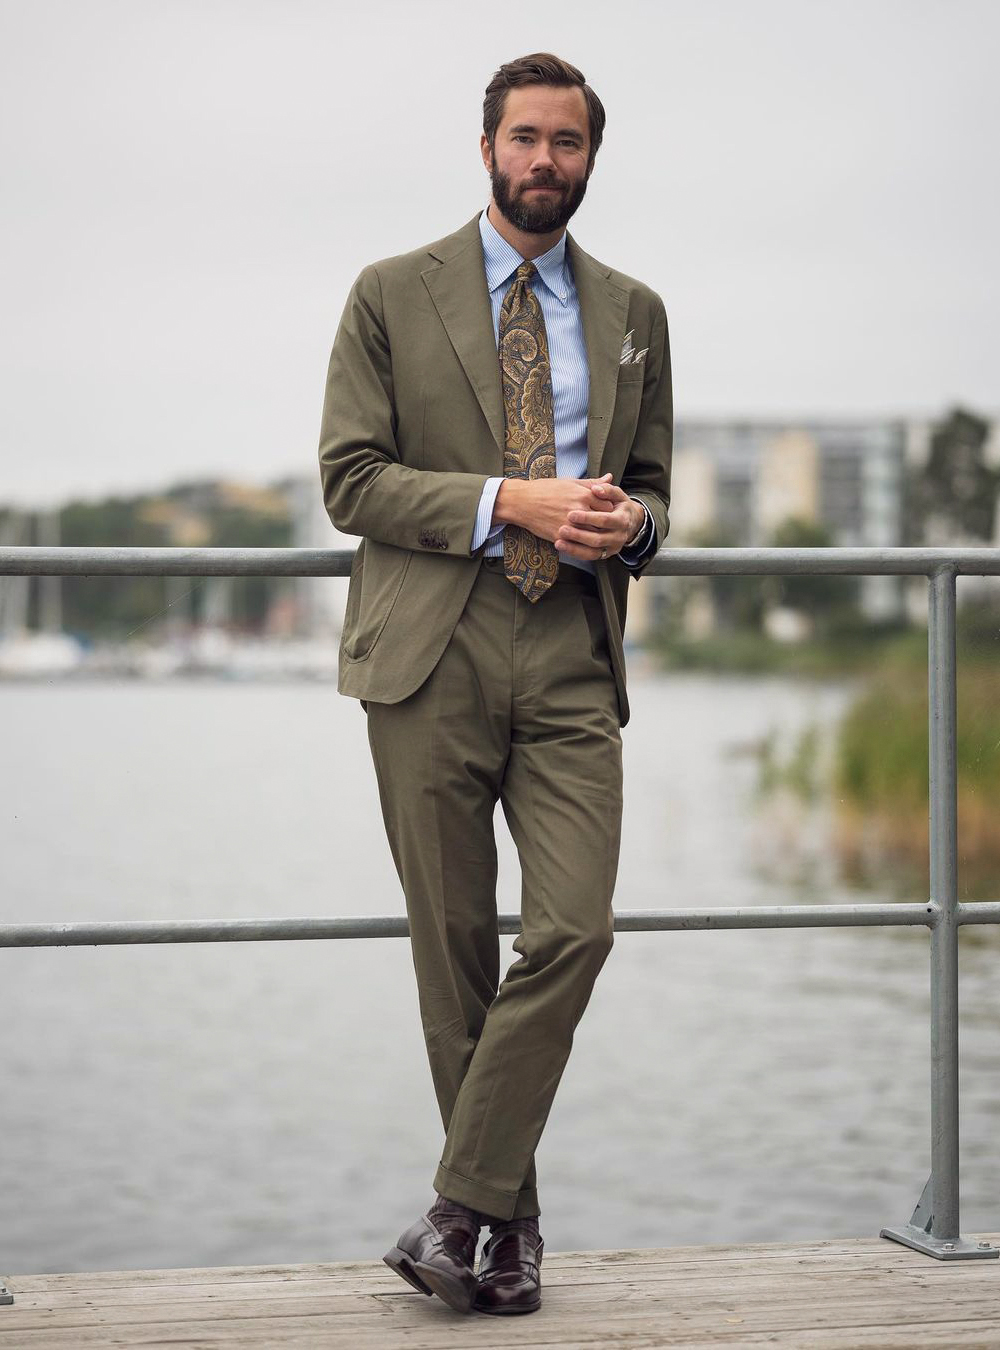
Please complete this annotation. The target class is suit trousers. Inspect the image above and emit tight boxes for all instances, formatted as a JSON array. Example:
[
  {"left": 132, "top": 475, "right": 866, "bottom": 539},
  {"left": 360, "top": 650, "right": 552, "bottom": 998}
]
[{"left": 365, "top": 555, "right": 623, "bottom": 1221}]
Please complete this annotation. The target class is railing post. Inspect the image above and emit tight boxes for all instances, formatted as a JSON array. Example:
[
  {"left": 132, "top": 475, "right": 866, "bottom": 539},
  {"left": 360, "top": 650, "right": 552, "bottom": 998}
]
[{"left": 881, "top": 566, "right": 995, "bottom": 1259}]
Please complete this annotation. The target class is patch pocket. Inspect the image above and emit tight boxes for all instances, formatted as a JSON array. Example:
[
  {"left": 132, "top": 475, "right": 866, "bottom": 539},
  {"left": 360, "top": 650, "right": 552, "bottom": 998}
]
[{"left": 343, "top": 546, "right": 411, "bottom": 661}]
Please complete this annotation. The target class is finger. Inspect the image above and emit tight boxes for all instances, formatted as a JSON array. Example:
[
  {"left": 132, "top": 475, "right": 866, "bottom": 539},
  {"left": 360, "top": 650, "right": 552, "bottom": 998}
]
[
  {"left": 579, "top": 486, "right": 616, "bottom": 511},
  {"left": 589, "top": 483, "right": 628, "bottom": 502},
  {"left": 555, "top": 537, "right": 603, "bottom": 560},
  {"left": 558, "top": 524, "right": 622, "bottom": 548},
  {"left": 566, "top": 509, "right": 617, "bottom": 529},
  {"left": 581, "top": 474, "right": 615, "bottom": 493}
]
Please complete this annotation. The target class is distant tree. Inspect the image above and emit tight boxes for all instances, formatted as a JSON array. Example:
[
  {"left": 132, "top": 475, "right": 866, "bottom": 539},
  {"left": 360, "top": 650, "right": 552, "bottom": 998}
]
[
  {"left": 5, "top": 482, "right": 294, "bottom": 639},
  {"left": 59, "top": 495, "right": 170, "bottom": 638},
  {"left": 208, "top": 503, "right": 292, "bottom": 630},
  {"left": 686, "top": 522, "right": 769, "bottom": 632},
  {"left": 769, "top": 516, "right": 858, "bottom": 616},
  {"left": 907, "top": 406, "right": 997, "bottom": 545}
]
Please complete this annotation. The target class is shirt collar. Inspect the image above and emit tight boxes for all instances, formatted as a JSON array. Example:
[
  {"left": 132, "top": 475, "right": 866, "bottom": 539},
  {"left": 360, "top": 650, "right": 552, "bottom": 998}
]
[{"left": 478, "top": 207, "right": 570, "bottom": 306}]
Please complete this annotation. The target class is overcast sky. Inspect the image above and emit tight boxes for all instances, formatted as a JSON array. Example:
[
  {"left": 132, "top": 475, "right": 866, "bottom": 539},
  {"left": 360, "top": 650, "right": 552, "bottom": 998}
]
[{"left": 2, "top": 0, "right": 997, "bottom": 506}]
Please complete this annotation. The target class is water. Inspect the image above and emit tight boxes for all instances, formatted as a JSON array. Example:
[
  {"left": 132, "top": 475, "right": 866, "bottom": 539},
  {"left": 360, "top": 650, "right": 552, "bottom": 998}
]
[{"left": 2, "top": 672, "right": 997, "bottom": 1273}]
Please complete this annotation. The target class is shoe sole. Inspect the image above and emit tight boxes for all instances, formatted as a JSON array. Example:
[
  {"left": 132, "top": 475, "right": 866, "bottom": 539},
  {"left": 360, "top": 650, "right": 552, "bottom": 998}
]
[
  {"left": 473, "top": 1296, "right": 541, "bottom": 1315},
  {"left": 383, "top": 1247, "right": 433, "bottom": 1297},
  {"left": 412, "top": 1260, "right": 475, "bottom": 1314},
  {"left": 383, "top": 1247, "right": 475, "bottom": 1315}
]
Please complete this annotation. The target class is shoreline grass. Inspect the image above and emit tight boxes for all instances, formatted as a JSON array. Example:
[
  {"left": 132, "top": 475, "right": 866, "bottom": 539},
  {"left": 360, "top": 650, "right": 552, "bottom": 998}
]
[{"left": 648, "top": 617, "right": 999, "bottom": 893}]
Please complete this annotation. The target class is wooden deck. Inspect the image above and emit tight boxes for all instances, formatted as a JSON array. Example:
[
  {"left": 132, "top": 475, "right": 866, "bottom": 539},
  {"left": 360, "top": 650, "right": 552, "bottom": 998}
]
[{"left": 3, "top": 1233, "right": 999, "bottom": 1347}]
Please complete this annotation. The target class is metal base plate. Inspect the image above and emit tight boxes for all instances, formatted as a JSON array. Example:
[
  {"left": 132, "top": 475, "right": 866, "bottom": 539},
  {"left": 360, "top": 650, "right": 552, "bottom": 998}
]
[
  {"left": 0, "top": 1281, "right": 12, "bottom": 1305},
  {"left": 881, "top": 1225, "right": 998, "bottom": 1260}
]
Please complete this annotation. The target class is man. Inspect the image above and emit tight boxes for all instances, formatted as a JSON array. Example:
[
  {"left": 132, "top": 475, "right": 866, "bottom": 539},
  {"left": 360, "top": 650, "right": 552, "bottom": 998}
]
[{"left": 318, "top": 52, "right": 672, "bottom": 1316}]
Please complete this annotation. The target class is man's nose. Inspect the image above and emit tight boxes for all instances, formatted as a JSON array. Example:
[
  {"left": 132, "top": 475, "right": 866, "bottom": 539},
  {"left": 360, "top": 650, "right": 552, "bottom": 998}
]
[{"left": 529, "top": 142, "right": 557, "bottom": 172}]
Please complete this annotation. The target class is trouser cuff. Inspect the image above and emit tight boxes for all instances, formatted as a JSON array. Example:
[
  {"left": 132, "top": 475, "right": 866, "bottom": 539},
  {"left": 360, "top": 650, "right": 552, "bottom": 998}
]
[{"left": 433, "top": 1162, "right": 540, "bottom": 1221}]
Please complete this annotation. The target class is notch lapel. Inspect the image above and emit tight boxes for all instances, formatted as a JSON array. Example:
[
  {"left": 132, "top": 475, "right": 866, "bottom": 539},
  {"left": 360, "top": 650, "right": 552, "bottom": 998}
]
[
  {"left": 567, "top": 234, "right": 630, "bottom": 478},
  {"left": 421, "top": 216, "right": 505, "bottom": 470}
]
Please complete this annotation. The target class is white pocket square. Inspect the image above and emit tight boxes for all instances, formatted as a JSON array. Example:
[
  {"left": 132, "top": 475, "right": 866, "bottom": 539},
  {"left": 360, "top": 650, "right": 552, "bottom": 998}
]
[{"left": 620, "top": 330, "right": 648, "bottom": 365}]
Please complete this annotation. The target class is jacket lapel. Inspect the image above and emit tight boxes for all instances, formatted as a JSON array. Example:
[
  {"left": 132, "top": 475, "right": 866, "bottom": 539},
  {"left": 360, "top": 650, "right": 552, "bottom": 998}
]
[
  {"left": 421, "top": 215, "right": 505, "bottom": 470},
  {"left": 567, "top": 234, "right": 630, "bottom": 478}
]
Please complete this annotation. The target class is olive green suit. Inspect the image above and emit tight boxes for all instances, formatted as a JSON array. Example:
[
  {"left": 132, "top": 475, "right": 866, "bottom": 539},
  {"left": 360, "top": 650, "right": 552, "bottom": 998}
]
[{"left": 318, "top": 211, "right": 672, "bottom": 1219}]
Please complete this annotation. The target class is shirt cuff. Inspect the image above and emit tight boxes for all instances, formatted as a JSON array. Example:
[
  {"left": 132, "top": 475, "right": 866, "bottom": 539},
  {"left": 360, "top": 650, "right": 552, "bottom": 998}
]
[
  {"left": 472, "top": 477, "right": 505, "bottom": 552},
  {"left": 618, "top": 499, "right": 656, "bottom": 568}
]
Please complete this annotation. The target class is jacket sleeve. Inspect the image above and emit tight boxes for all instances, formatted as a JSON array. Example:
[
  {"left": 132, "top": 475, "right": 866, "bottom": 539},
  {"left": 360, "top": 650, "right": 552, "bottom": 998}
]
[
  {"left": 318, "top": 265, "right": 490, "bottom": 555},
  {"left": 617, "top": 295, "right": 673, "bottom": 580}
]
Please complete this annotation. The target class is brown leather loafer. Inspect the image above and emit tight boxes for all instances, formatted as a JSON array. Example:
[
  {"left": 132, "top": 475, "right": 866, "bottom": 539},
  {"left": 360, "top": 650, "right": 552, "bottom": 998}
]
[
  {"left": 383, "top": 1214, "right": 478, "bottom": 1314},
  {"left": 473, "top": 1229, "right": 544, "bottom": 1315}
]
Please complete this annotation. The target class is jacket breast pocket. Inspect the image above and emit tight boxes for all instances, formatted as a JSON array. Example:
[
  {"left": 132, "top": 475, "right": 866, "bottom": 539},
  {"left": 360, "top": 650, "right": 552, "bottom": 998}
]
[
  {"left": 608, "top": 364, "right": 646, "bottom": 454},
  {"left": 617, "top": 361, "right": 647, "bottom": 384}
]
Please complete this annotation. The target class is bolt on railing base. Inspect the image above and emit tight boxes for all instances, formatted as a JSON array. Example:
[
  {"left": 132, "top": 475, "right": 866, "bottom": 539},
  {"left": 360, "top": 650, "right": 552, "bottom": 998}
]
[
  {"left": 880, "top": 1225, "right": 996, "bottom": 1260},
  {"left": 881, "top": 1175, "right": 997, "bottom": 1260},
  {"left": 0, "top": 1281, "right": 12, "bottom": 1305}
]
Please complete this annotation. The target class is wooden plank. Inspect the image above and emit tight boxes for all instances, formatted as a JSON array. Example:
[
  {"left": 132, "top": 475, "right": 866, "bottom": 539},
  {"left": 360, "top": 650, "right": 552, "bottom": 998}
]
[
  {"left": 9, "top": 1246, "right": 998, "bottom": 1311},
  {"left": 4, "top": 1288, "right": 1000, "bottom": 1341},
  {"left": 3, "top": 1320, "right": 1000, "bottom": 1350},
  {"left": 4, "top": 1310, "right": 1000, "bottom": 1350},
  {"left": 9, "top": 1231, "right": 998, "bottom": 1293},
  {"left": 2, "top": 1237, "right": 998, "bottom": 1349}
]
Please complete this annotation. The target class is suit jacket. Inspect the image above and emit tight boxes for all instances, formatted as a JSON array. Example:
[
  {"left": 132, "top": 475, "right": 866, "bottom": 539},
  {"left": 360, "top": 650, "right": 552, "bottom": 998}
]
[{"left": 317, "top": 211, "right": 673, "bottom": 728}]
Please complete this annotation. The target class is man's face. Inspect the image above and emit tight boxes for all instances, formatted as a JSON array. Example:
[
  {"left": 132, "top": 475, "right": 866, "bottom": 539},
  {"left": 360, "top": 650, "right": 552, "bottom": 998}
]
[{"left": 481, "top": 84, "right": 591, "bottom": 235}]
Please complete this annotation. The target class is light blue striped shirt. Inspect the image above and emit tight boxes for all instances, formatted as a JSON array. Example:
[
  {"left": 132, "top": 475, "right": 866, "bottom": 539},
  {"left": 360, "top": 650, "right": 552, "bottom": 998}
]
[{"left": 472, "top": 207, "right": 654, "bottom": 574}]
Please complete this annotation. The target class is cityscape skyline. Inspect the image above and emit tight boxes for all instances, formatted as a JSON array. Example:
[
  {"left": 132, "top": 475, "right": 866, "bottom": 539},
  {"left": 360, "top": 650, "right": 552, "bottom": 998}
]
[{"left": 5, "top": 409, "right": 997, "bottom": 655}]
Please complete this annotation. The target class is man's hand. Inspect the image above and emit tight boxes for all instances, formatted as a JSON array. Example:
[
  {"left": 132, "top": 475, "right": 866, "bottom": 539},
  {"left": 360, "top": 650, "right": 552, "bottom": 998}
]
[
  {"left": 495, "top": 472, "right": 617, "bottom": 543},
  {"left": 555, "top": 480, "right": 645, "bottom": 561}
]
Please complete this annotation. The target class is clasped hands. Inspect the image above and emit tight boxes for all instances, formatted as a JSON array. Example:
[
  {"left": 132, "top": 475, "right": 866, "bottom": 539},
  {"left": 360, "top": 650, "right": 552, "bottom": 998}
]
[{"left": 495, "top": 473, "right": 644, "bottom": 562}]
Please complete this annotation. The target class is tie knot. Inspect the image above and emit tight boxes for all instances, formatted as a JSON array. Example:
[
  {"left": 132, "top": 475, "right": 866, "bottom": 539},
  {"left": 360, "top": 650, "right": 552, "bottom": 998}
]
[{"left": 515, "top": 261, "right": 536, "bottom": 283}]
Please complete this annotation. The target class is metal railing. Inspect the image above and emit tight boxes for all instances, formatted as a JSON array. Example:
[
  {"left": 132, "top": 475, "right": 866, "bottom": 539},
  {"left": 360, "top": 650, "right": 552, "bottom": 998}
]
[{"left": 2, "top": 544, "right": 999, "bottom": 1276}]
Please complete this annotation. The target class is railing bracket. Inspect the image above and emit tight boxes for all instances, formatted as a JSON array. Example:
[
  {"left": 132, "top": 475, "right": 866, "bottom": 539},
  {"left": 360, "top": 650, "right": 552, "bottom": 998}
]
[
  {"left": 881, "top": 1174, "right": 997, "bottom": 1260},
  {"left": 0, "top": 1281, "right": 12, "bottom": 1305}
]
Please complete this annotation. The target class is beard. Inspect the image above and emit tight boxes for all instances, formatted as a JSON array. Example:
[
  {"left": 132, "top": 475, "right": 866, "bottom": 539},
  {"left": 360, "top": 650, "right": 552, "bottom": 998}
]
[{"left": 490, "top": 162, "right": 588, "bottom": 234}]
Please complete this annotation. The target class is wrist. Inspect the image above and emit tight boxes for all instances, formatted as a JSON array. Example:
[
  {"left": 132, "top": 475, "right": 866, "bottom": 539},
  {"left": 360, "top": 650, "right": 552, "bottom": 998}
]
[
  {"left": 624, "top": 501, "right": 647, "bottom": 547},
  {"left": 494, "top": 477, "right": 527, "bottom": 527}
]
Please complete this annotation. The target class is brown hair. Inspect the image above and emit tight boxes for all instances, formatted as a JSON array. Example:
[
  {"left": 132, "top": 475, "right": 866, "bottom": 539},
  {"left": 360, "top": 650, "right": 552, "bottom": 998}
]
[{"left": 483, "top": 52, "right": 606, "bottom": 175}]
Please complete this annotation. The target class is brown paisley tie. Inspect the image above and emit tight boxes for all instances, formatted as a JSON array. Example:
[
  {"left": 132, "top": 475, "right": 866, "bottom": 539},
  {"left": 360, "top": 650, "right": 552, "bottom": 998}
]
[{"left": 499, "top": 260, "right": 559, "bottom": 602}]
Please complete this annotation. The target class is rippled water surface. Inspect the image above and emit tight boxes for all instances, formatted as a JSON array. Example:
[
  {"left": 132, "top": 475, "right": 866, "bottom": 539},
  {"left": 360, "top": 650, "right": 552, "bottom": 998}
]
[{"left": 2, "top": 673, "right": 997, "bottom": 1273}]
